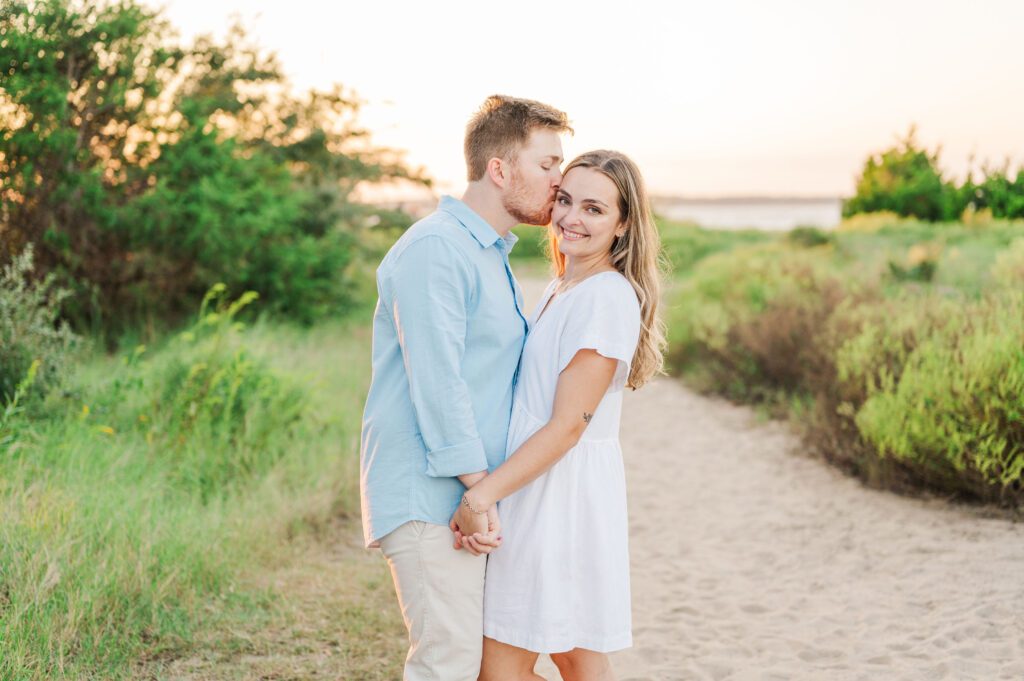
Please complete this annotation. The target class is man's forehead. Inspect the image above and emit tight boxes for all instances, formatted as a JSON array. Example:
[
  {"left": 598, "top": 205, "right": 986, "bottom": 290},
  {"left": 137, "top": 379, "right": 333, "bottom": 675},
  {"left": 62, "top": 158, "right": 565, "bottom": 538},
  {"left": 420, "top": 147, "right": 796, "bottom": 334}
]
[{"left": 523, "top": 128, "right": 564, "bottom": 158}]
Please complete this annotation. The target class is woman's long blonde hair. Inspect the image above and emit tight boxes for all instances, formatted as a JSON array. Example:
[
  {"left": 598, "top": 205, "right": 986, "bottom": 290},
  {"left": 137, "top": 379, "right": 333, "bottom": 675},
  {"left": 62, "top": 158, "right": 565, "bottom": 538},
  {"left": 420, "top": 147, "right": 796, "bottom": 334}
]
[{"left": 548, "top": 150, "right": 668, "bottom": 389}]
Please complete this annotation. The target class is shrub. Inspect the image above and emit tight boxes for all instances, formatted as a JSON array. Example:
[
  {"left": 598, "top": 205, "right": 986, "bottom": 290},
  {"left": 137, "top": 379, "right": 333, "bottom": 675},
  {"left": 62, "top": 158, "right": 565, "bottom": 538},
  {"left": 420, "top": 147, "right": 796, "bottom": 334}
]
[
  {"left": 971, "top": 164, "right": 1024, "bottom": 219},
  {"left": 666, "top": 246, "right": 842, "bottom": 402},
  {"left": 787, "top": 226, "right": 835, "bottom": 248},
  {"left": 849, "top": 293, "right": 1024, "bottom": 500},
  {"left": 668, "top": 240, "right": 1024, "bottom": 506},
  {"left": 842, "top": 129, "right": 1024, "bottom": 222},
  {"left": 843, "top": 127, "right": 957, "bottom": 221},
  {"left": 0, "top": 247, "right": 79, "bottom": 404},
  {"left": 1, "top": 1, "right": 423, "bottom": 328},
  {"left": 886, "top": 241, "right": 942, "bottom": 283},
  {"left": 84, "top": 285, "right": 309, "bottom": 500},
  {"left": 0, "top": 286, "right": 354, "bottom": 677}
]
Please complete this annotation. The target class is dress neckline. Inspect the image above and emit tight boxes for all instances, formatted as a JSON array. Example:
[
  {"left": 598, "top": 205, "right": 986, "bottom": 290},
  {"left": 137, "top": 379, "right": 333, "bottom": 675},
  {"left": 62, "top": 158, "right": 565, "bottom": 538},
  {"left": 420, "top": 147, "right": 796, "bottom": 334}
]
[{"left": 532, "top": 270, "right": 622, "bottom": 327}]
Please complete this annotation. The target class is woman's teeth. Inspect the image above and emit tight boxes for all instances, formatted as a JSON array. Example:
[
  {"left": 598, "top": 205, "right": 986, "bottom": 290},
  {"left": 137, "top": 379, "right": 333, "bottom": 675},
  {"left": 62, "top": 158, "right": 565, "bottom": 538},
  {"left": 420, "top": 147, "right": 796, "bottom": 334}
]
[{"left": 561, "top": 227, "right": 588, "bottom": 241}]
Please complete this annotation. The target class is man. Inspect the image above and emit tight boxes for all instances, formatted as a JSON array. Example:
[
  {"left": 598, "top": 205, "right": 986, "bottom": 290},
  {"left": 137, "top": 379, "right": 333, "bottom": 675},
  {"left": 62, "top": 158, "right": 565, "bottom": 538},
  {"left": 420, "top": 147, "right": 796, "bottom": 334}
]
[{"left": 360, "top": 95, "right": 572, "bottom": 681}]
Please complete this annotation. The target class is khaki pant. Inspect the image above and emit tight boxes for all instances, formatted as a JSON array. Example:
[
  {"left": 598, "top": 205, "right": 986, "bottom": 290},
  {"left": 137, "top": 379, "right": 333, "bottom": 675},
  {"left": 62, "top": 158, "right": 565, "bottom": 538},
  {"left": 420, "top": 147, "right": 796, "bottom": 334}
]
[{"left": 379, "top": 520, "right": 487, "bottom": 681}]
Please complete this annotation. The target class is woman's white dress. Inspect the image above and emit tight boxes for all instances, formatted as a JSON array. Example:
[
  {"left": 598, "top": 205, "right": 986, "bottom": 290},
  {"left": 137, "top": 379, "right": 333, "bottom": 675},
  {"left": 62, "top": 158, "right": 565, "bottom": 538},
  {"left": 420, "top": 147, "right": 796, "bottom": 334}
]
[{"left": 483, "top": 271, "right": 641, "bottom": 654}]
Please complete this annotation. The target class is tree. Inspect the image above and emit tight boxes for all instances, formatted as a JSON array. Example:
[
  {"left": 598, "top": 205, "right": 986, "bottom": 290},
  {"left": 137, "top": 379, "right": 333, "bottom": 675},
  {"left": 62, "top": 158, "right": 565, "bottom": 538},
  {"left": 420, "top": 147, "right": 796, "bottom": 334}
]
[
  {"left": 843, "top": 126, "right": 957, "bottom": 222},
  {"left": 1, "top": 0, "right": 426, "bottom": 327},
  {"left": 973, "top": 163, "right": 1024, "bottom": 219}
]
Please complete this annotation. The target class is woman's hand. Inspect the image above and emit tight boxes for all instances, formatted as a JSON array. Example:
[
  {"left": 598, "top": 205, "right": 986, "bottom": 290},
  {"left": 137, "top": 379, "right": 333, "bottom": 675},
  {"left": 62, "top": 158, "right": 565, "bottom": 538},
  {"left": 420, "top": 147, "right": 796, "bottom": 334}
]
[{"left": 450, "top": 498, "right": 502, "bottom": 556}]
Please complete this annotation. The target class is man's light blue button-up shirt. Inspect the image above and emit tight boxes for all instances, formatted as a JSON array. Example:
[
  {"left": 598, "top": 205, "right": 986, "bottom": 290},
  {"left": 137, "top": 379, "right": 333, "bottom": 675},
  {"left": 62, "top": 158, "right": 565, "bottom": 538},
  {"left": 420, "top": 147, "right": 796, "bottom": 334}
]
[{"left": 360, "top": 196, "right": 528, "bottom": 547}]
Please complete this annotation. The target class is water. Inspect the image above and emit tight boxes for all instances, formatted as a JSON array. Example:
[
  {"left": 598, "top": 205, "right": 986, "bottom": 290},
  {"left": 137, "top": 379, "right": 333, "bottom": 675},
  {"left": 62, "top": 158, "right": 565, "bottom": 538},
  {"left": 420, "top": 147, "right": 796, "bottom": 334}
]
[{"left": 652, "top": 197, "right": 843, "bottom": 231}]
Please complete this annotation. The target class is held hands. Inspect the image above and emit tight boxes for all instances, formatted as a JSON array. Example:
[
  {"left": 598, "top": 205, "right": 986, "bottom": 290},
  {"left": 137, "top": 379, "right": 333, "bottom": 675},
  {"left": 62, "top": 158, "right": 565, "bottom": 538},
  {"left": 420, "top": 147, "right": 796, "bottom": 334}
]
[{"left": 449, "top": 496, "right": 502, "bottom": 556}]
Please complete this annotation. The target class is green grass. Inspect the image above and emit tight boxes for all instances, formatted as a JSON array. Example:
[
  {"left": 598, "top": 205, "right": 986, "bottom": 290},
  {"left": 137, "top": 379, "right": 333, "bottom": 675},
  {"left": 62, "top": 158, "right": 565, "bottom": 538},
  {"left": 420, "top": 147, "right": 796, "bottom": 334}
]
[{"left": 0, "top": 292, "right": 379, "bottom": 679}]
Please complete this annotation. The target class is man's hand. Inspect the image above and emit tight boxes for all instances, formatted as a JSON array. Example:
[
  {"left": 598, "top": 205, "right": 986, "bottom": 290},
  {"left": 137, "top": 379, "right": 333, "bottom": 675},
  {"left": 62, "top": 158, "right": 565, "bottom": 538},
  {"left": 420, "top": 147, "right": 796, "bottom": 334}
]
[{"left": 450, "top": 501, "right": 502, "bottom": 556}]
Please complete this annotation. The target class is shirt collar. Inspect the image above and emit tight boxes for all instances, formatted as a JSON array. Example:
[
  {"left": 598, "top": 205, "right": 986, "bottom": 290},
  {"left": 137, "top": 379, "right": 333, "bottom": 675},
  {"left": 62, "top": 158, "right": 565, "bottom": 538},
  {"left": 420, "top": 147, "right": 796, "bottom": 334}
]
[{"left": 439, "top": 195, "right": 509, "bottom": 250}]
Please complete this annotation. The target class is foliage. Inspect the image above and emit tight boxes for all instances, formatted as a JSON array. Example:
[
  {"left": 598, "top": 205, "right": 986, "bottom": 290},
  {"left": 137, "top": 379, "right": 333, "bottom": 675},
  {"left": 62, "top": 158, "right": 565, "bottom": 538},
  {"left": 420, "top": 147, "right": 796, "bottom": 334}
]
[
  {"left": 0, "top": 0, "right": 425, "bottom": 328},
  {"left": 0, "top": 246, "right": 79, "bottom": 404},
  {"left": 657, "top": 218, "right": 775, "bottom": 274},
  {"left": 508, "top": 224, "right": 551, "bottom": 263},
  {"left": 0, "top": 289, "right": 373, "bottom": 678},
  {"left": 667, "top": 236, "right": 1024, "bottom": 506},
  {"left": 843, "top": 127, "right": 1024, "bottom": 223},
  {"left": 848, "top": 293, "right": 1024, "bottom": 493},
  {"left": 969, "top": 163, "right": 1024, "bottom": 219},
  {"left": 886, "top": 241, "right": 941, "bottom": 283},
  {"left": 842, "top": 127, "right": 957, "bottom": 221},
  {"left": 787, "top": 226, "right": 835, "bottom": 248}
]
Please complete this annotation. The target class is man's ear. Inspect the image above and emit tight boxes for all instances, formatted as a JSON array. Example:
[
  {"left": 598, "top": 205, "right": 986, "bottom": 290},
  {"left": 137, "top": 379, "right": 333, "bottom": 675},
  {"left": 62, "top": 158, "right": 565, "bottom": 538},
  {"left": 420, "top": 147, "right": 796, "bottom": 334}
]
[{"left": 486, "top": 157, "right": 508, "bottom": 188}]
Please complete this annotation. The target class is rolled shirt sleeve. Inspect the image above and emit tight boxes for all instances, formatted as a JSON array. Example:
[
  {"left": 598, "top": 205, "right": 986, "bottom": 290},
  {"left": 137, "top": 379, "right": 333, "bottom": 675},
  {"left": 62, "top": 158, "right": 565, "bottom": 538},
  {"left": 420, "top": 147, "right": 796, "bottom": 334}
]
[{"left": 385, "top": 235, "right": 489, "bottom": 478}]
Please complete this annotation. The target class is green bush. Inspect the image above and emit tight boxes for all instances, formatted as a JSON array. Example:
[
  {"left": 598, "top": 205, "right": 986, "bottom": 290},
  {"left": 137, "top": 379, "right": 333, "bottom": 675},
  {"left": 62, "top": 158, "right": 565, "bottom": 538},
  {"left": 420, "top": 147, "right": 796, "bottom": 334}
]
[
  {"left": 787, "top": 226, "right": 835, "bottom": 249},
  {"left": 0, "top": 247, "right": 79, "bottom": 404},
  {"left": 658, "top": 219, "right": 775, "bottom": 274},
  {"left": 147, "top": 286, "right": 308, "bottom": 498},
  {"left": 0, "top": 0, "right": 422, "bottom": 328},
  {"left": 843, "top": 128, "right": 1024, "bottom": 222},
  {"left": 843, "top": 127, "right": 957, "bottom": 221},
  {"left": 0, "top": 288, "right": 369, "bottom": 678},
  {"left": 668, "top": 241, "right": 1024, "bottom": 506},
  {"left": 886, "top": 241, "right": 941, "bottom": 283},
  {"left": 971, "top": 164, "right": 1024, "bottom": 219},
  {"left": 841, "top": 293, "right": 1024, "bottom": 499}
]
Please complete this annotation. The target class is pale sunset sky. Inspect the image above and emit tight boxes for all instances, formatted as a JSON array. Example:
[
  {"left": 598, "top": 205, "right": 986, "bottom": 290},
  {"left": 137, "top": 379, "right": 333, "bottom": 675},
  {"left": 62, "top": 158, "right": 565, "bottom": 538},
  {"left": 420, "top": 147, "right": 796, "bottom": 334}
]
[{"left": 155, "top": 0, "right": 1024, "bottom": 198}]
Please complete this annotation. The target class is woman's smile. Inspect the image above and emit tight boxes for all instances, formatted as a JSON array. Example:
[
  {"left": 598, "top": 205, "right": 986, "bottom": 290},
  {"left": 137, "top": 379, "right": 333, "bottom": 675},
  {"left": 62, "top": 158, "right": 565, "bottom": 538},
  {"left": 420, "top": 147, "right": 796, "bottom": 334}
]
[{"left": 560, "top": 225, "right": 589, "bottom": 241}]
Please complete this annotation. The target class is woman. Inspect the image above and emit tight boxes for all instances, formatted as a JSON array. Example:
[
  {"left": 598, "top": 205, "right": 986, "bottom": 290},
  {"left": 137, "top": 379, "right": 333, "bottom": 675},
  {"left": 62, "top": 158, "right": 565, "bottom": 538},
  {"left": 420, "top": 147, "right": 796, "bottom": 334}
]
[{"left": 451, "top": 150, "right": 667, "bottom": 681}]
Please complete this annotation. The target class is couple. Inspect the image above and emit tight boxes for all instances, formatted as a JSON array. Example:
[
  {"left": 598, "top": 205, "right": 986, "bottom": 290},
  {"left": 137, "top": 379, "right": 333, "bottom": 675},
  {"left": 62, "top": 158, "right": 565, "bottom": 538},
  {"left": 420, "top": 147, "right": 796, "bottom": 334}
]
[{"left": 360, "top": 95, "right": 665, "bottom": 681}]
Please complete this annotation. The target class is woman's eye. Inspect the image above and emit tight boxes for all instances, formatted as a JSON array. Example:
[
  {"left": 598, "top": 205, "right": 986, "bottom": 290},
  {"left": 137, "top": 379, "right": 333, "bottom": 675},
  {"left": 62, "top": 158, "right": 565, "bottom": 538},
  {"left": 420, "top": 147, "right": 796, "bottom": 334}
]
[
  {"left": 587, "top": 206, "right": 601, "bottom": 214},
  {"left": 557, "top": 196, "right": 570, "bottom": 205}
]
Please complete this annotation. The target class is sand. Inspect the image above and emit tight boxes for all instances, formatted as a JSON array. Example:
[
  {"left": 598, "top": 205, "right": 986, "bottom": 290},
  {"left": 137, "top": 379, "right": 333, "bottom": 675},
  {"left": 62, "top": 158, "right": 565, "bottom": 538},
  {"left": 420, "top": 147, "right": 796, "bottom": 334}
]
[{"left": 515, "top": 276, "right": 1024, "bottom": 681}]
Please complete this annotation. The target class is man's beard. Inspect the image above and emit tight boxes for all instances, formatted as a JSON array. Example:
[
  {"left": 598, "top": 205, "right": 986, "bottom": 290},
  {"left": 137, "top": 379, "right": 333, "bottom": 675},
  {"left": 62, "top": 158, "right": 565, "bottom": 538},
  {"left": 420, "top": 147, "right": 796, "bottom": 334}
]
[{"left": 503, "top": 173, "right": 554, "bottom": 226}]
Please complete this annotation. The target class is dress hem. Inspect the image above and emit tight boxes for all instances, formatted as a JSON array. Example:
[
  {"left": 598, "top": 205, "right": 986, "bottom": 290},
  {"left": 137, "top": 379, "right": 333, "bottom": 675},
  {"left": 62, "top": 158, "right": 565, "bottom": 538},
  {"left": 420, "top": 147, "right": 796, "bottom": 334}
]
[{"left": 482, "top": 621, "right": 632, "bottom": 655}]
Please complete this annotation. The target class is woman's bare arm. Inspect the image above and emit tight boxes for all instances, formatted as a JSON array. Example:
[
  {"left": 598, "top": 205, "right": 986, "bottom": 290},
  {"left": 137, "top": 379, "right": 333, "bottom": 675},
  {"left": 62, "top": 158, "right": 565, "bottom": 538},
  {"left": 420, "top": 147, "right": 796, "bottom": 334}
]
[{"left": 459, "top": 348, "right": 618, "bottom": 516}]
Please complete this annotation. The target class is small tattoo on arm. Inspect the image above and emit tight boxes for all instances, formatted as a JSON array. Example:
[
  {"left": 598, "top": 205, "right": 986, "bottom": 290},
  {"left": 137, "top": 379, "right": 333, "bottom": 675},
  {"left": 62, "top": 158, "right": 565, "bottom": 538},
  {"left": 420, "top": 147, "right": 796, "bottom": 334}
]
[{"left": 583, "top": 412, "right": 593, "bottom": 424}]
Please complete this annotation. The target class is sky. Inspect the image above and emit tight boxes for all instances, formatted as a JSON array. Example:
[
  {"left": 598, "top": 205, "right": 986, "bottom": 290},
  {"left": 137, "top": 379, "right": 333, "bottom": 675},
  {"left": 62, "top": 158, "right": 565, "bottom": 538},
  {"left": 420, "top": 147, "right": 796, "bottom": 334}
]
[{"left": 154, "top": 0, "right": 1024, "bottom": 198}]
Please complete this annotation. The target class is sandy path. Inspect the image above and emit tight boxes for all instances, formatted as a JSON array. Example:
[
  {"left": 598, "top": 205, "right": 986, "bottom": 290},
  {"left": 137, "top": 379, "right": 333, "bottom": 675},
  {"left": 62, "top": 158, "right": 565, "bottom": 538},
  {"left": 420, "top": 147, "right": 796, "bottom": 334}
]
[{"left": 515, "top": 276, "right": 1024, "bottom": 681}]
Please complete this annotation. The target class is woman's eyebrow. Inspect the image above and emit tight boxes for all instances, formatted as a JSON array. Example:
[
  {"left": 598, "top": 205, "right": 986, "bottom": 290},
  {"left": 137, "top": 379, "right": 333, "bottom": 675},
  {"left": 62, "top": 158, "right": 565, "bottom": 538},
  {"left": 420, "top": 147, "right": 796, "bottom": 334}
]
[{"left": 557, "top": 190, "right": 609, "bottom": 208}]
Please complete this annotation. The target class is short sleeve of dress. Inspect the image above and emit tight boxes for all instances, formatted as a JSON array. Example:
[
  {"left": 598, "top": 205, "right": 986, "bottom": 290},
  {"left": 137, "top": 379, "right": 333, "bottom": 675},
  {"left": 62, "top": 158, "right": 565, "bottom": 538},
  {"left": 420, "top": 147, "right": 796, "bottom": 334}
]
[{"left": 557, "top": 274, "right": 642, "bottom": 391}]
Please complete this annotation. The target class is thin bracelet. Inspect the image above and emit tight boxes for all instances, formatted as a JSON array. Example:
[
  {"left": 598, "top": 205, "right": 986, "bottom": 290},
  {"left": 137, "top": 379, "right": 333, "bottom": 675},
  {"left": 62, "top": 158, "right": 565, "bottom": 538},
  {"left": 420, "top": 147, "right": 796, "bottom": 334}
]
[{"left": 461, "top": 494, "right": 487, "bottom": 515}]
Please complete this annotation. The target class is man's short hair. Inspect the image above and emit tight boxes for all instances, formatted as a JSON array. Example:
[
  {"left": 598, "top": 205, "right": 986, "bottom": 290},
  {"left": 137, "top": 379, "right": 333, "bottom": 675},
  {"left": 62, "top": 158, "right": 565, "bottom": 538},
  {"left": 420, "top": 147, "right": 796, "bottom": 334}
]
[{"left": 464, "top": 95, "right": 572, "bottom": 182}]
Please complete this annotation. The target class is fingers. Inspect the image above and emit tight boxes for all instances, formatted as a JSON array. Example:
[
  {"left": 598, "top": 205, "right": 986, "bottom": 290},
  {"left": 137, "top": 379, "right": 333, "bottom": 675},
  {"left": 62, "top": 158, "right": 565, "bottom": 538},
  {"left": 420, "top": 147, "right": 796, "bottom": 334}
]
[
  {"left": 465, "top": 533, "right": 502, "bottom": 555},
  {"left": 472, "top": 532, "right": 502, "bottom": 547},
  {"left": 450, "top": 517, "right": 463, "bottom": 550},
  {"left": 461, "top": 535, "right": 483, "bottom": 556}
]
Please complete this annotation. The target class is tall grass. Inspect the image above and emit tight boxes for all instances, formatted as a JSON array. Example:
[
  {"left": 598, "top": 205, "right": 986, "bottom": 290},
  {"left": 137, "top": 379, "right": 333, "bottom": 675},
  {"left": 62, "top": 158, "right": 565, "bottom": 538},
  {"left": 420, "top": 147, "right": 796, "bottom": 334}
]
[{"left": 0, "top": 289, "right": 373, "bottom": 679}]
